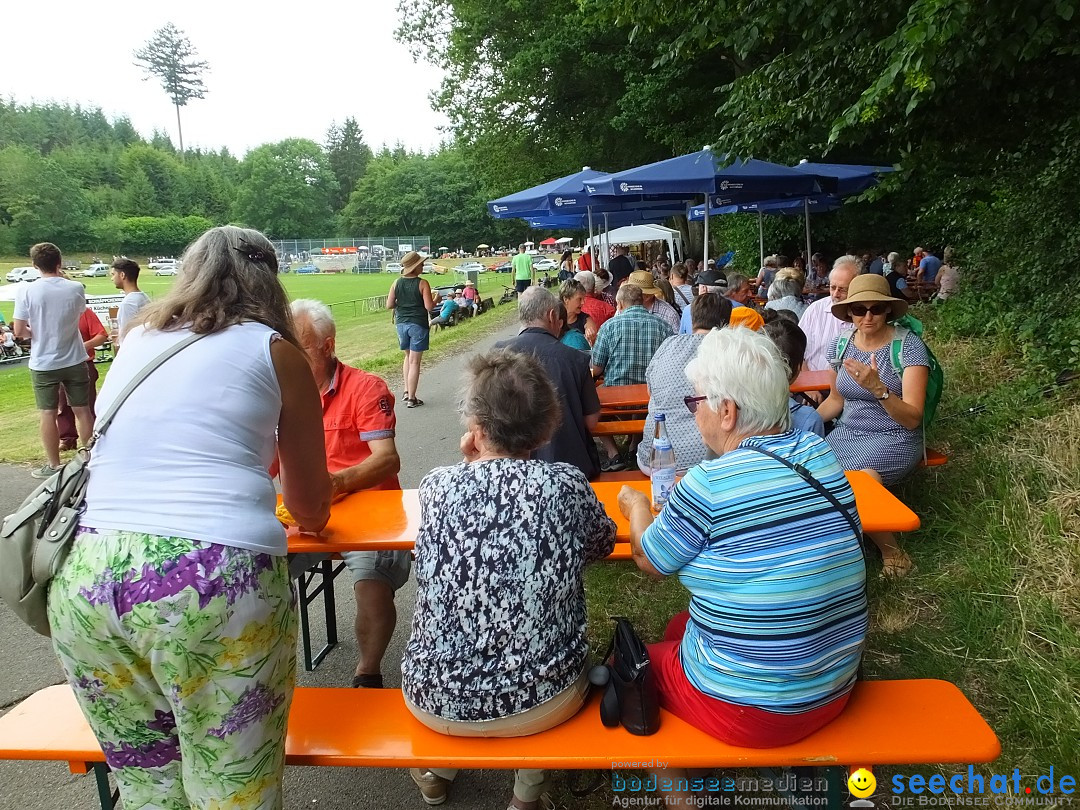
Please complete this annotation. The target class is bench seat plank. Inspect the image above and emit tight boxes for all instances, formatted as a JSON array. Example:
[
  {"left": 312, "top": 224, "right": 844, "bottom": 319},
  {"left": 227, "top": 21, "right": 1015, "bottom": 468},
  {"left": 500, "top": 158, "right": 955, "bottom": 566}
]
[{"left": 0, "top": 681, "right": 999, "bottom": 771}]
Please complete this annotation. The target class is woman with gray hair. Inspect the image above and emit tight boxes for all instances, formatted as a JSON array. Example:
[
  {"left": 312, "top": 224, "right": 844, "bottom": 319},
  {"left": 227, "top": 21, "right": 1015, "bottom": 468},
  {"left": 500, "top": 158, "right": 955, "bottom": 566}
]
[
  {"left": 765, "top": 274, "right": 808, "bottom": 317},
  {"left": 618, "top": 327, "right": 866, "bottom": 762},
  {"left": 47, "top": 225, "right": 332, "bottom": 809},
  {"left": 404, "top": 349, "right": 616, "bottom": 810}
]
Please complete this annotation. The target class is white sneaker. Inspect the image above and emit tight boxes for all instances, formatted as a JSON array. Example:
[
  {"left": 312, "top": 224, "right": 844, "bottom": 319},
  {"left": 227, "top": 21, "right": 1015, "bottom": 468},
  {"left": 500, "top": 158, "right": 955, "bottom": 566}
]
[{"left": 30, "top": 464, "right": 62, "bottom": 479}]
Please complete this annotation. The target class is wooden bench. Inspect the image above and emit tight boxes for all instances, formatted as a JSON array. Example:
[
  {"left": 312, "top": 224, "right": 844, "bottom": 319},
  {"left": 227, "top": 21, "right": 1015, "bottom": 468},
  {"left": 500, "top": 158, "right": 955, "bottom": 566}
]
[
  {"left": 592, "top": 419, "right": 646, "bottom": 437},
  {"left": 0, "top": 681, "right": 1000, "bottom": 810}
]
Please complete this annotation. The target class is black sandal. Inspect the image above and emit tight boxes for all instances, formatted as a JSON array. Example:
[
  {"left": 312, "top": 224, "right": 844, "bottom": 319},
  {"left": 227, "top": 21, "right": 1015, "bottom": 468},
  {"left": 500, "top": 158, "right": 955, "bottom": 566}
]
[{"left": 407, "top": 397, "right": 424, "bottom": 408}]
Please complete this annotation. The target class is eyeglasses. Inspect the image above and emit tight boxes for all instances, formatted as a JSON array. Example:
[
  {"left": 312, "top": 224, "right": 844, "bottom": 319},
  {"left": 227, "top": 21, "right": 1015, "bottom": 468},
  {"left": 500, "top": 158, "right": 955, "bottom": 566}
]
[
  {"left": 684, "top": 394, "right": 708, "bottom": 414},
  {"left": 849, "top": 303, "right": 890, "bottom": 317}
]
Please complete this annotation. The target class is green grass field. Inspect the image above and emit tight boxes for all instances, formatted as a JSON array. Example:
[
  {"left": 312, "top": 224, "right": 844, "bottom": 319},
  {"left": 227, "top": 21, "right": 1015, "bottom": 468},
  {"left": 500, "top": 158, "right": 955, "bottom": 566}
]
[{"left": 0, "top": 262, "right": 526, "bottom": 463}]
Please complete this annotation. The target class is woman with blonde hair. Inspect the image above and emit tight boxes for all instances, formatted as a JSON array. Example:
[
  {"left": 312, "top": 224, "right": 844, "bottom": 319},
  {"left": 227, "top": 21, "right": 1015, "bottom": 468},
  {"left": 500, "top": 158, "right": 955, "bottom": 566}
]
[{"left": 48, "top": 225, "right": 332, "bottom": 809}]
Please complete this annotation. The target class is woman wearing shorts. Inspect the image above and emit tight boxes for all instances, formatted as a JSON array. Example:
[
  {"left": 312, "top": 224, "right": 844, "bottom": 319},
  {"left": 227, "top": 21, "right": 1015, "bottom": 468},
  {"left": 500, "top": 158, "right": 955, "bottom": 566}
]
[{"left": 387, "top": 251, "right": 434, "bottom": 408}]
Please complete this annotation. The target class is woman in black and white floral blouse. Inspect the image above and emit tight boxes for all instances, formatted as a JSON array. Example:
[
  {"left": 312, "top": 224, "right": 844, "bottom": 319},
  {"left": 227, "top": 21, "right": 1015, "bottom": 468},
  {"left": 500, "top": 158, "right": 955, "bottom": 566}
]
[{"left": 402, "top": 349, "right": 616, "bottom": 810}]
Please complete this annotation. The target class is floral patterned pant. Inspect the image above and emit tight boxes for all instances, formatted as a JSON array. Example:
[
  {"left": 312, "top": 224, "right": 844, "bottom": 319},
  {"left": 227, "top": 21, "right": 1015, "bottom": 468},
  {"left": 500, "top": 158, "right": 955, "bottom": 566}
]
[{"left": 48, "top": 528, "right": 297, "bottom": 810}]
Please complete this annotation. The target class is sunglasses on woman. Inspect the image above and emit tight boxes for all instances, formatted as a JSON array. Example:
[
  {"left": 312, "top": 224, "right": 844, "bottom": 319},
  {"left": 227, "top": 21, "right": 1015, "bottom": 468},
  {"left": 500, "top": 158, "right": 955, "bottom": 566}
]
[{"left": 849, "top": 303, "right": 890, "bottom": 317}]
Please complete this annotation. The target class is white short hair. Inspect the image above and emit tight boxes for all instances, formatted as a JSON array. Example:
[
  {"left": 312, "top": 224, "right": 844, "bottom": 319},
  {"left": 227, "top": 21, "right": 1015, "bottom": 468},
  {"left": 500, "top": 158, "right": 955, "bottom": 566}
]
[
  {"left": 685, "top": 326, "right": 790, "bottom": 435},
  {"left": 574, "top": 270, "right": 596, "bottom": 292},
  {"left": 291, "top": 298, "right": 336, "bottom": 339},
  {"left": 832, "top": 255, "right": 860, "bottom": 277}
]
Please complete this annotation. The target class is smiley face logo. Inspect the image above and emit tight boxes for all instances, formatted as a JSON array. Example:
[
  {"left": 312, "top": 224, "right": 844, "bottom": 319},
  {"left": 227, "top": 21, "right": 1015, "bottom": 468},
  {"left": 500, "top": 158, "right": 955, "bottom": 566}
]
[{"left": 848, "top": 768, "right": 876, "bottom": 798}]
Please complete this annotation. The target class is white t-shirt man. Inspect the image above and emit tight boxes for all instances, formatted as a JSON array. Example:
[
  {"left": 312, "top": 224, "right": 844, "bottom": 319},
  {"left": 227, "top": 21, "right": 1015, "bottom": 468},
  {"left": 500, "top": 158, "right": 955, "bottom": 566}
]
[
  {"left": 13, "top": 276, "right": 87, "bottom": 371},
  {"left": 117, "top": 291, "right": 151, "bottom": 343}
]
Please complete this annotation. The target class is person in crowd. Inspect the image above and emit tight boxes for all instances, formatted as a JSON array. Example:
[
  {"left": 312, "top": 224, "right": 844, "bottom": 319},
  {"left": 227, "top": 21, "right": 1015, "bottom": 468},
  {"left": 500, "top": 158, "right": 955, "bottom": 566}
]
[
  {"left": 559, "top": 279, "right": 599, "bottom": 346},
  {"left": 765, "top": 273, "right": 808, "bottom": 318},
  {"left": 429, "top": 290, "right": 460, "bottom": 328},
  {"left": 669, "top": 263, "right": 694, "bottom": 311},
  {"left": 575, "top": 270, "right": 615, "bottom": 327},
  {"left": 793, "top": 255, "right": 807, "bottom": 277},
  {"left": 683, "top": 257, "right": 698, "bottom": 282},
  {"left": 557, "top": 302, "right": 591, "bottom": 352},
  {"left": 57, "top": 303, "right": 109, "bottom": 451},
  {"left": 1, "top": 324, "right": 21, "bottom": 357},
  {"left": 387, "top": 251, "right": 434, "bottom": 408},
  {"left": 404, "top": 350, "right": 616, "bottom": 810},
  {"left": 910, "top": 247, "right": 926, "bottom": 279},
  {"left": 627, "top": 269, "right": 680, "bottom": 332},
  {"left": 617, "top": 327, "right": 866, "bottom": 798},
  {"left": 761, "top": 318, "right": 824, "bottom": 437},
  {"left": 558, "top": 250, "right": 575, "bottom": 282},
  {"left": 591, "top": 283, "right": 674, "bottom": 471},
  {"left": 917, "top": 248, "right": 942, "bottom": 286},
  {"left": 290, "top": 299, "right": 407, "bottom": 689},
  {"left": 13, "top": 242, "right": 95, "bottom": 477},
  {"left": 592, "top": 267, "right": 616, "bottom": 306},
  {"left": 884, "top": 252, "right": 912, "bottom": 299},
  {"left": 110, "top": 258, "right": 151, "bottom": 349},
  {"left": 496, "top": 287, "right": 602, "bottom": 479},
  {"left": 512, "top": 243, "right": 535, "bottom": 295},
  {"left": 636, "top": 293, "right": 732, "bottom": 476},
  {"left": 817, "top": 275, "right": 930, "bottom": 577},
  {"left": 807, "top": 253, "right": 830, "bottom": 290},
  {"left": 47, "top": 226, "right": 332, "bottom": 809},
  {"left": 607, "top": 243, "right": 635, "bottom": 287},
  {"left": 867, "top": 250, "right": 885, "bottom": 275},
  {"left": 576, "top": 248, "right": 593, "bottom": 273},
  {"left": 654, "top": 277, "right": 679, "bottom": 316},
  {"left": 725, "top": 272, "right": 755, "bottom": 309},
  {"left": 461, "top": 280, "right": 480, "bottom": 313},
  {"left": 935, "top": 246, "right": 959, "bottom": 301},
  {"left": 799, "top": 256, "right": 860, "bottom": 371},
  {"left": 678, "top": 268, "right": 724, "bottom": 334},
  {"left": 755, "top": 254, "right": 779, "bottom": 297}
]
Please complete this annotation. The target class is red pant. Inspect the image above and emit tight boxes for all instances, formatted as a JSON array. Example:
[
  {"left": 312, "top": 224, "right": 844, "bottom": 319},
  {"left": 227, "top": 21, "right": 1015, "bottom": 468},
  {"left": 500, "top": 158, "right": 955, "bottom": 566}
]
[
  {"left": 647, "top": 612, "right": 851, "bottom": 748},
  {"left": 57, "top": 360, "right": 98, "bottom": 442}
]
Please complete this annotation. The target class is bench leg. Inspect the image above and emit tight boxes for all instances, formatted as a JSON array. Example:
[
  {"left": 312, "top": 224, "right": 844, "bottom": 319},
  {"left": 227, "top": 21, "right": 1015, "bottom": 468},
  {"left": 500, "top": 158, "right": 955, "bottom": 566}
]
[
  {"left": 298, "top": 560, "right": 345, "bottom": 672},
  {"left": 92, "top": 763, "right": 119, "bottom": 810}
]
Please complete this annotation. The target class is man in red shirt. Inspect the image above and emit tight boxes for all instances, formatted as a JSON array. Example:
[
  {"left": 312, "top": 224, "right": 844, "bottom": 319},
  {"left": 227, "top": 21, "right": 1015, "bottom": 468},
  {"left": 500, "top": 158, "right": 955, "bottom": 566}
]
[
  {"left": 292, "top": 299, "right": 406, "bottom": 689},
  {"left": 57, "top": 303, "right": 109, "bottom": 450}
]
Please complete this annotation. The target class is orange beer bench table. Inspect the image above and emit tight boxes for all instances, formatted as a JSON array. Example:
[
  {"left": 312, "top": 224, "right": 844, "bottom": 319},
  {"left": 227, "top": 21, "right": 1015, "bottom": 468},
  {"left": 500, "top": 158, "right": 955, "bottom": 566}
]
[
  {"left": 289, "top": 472, "right": 918, "bottom": 669},
  {"left": 0, "top": 681, "right": 999, "bottom": 810}
]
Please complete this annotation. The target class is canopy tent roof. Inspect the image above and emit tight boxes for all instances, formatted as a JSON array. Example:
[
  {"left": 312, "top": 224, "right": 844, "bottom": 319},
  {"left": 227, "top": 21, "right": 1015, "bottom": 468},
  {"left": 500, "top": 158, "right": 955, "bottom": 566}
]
[
  {"left": 555, "top": 237, "right": 574, "bottom": 243},
  {"left": 475, "top": 243, "right": 490, "bottom": 248},
  {"left": 487, "top": 168, "right": 608, "bottom": 217},
  {"left": 586, "top": 150, "right": 821, "bottom": 199},
  {"left": 538, "top": 237, "right": 559, "bottom": 245},
  {"left": 583, "top": 224, "right": 684, "bottom": 263},
  {"left": 791, "top": 162, "right": 894, "bottom": 195}
]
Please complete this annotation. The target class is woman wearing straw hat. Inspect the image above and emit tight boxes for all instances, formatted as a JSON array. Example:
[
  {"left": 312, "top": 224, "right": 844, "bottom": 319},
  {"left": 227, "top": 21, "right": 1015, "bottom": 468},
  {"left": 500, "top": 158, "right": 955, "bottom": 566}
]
[
  {"left": 387, "top": 251, "right": 434, "bottom": 408},
  {"left": 818, "top": 274, "right": 931, "bottom": 577}
]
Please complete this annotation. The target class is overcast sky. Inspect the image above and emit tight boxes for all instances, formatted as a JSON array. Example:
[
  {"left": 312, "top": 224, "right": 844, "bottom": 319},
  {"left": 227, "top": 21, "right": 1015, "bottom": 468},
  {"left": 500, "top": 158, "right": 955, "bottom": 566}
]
[{"left": 5, "top": 1, "right": 449, "bottom": 157}]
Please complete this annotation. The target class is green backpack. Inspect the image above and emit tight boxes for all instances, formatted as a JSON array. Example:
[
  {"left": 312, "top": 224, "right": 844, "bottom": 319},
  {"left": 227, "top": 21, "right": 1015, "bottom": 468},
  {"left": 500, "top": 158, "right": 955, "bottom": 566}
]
[{"left": 835, "top": 313, "right": 944, "bottom": 427}]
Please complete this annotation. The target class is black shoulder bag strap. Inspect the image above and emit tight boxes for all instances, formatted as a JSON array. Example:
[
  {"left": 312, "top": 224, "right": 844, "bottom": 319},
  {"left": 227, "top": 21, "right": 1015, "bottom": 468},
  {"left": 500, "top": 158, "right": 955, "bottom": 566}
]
[{"left": 742, "top": 445, "right": 862, "bottom": 541}]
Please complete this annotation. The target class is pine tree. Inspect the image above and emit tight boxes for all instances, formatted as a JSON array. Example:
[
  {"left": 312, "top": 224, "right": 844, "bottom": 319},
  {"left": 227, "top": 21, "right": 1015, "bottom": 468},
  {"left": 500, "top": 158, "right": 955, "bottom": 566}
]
[{"left": 133, "top": 23, "right": 209, "bottom": 156}]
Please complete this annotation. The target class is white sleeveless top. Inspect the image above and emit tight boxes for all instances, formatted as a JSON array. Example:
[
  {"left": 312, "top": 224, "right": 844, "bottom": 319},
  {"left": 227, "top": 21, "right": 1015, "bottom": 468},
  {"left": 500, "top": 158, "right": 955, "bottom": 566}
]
[{"left": 82, "top": 322, "right": 287, "bottom": 555}]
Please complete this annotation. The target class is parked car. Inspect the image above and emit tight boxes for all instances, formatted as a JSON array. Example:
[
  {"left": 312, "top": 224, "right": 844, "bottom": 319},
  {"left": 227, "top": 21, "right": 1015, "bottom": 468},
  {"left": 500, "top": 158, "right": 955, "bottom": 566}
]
[
  {"left": 458, "top": 262, "right": 485, "bottom": 273},
  {"left": 533, "top": 258, "right": 558, "bottom": 271},
  {"left": 5, "top": 266, "right": 39, "bottom": 283},
  {"left": 490, "top": 261, "right": 513, "bottom": 273},
  {"left": 423, "top": 263, "right": 448, "bottom": 275},
  {"left": 148, "top": 258, "right": 178, "bottom": 271},
  {"left": 295, "top": 263, "right": 318, "bottom": 274},
  {"left": 153, "top": 264, "right": 178, "bottom": 276},
  {"left": 81, "top": 263, "right": 110, "bottom": 278},
  {"left": 385, "top": 262, "right": 403, "bottom": 274}
]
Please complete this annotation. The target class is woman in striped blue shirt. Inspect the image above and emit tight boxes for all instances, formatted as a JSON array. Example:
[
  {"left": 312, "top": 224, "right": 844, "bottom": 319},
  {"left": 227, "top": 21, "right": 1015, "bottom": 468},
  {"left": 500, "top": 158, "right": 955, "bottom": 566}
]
[{"left": 619, "top": 326, "right": 867, "bottom": 758}]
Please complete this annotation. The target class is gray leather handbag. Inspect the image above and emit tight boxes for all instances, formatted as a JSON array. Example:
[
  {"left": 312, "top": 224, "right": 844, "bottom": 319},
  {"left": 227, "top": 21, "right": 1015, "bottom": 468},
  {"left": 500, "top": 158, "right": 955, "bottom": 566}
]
[{"left": 0, "top": 333, "right": 204, "bottom": 636}]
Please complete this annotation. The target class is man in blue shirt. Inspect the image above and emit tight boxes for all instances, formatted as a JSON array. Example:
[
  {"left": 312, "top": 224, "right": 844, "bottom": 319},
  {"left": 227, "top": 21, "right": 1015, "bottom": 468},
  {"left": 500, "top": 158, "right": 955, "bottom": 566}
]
[
  {"left": 429, "top": 294, "right": 459, "bottom": 328},
  {"left": 918, "top": 250, "right": 942, "bottom": 285}
]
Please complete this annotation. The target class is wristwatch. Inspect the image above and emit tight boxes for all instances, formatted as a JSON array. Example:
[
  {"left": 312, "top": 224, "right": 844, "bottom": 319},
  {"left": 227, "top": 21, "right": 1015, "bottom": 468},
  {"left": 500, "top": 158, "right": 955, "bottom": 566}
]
[{"left": 876, "top": 388, "right": 890, "bottom": 401}]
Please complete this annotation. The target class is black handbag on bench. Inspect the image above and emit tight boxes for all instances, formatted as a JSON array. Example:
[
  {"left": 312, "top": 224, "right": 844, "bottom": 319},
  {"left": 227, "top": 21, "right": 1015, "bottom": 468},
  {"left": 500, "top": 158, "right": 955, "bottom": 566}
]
[{"left": 599, "top": 616, "right": 661, "bottom": 736}]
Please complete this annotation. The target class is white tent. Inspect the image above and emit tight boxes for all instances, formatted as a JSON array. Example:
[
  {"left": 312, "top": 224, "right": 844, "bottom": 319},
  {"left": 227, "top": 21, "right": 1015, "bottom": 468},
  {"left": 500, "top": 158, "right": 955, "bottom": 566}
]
[
  {"left": 584, "top": 224, "right": 683, "bottom": 265},
  {"left": 555, "top": 236, "right": 574, "bottom": 244}
]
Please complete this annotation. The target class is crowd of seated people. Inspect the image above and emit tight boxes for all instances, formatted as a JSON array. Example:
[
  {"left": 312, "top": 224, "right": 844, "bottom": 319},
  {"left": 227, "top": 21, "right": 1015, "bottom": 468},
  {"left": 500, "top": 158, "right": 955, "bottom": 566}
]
[{"left": 44, "top": 230, "right": 947, "bottom": 810}]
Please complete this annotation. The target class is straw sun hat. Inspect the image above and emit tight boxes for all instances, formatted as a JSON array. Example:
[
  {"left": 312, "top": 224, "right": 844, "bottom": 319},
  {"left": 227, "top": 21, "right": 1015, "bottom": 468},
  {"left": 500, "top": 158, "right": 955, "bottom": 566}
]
[
  {"left": 400, "top": 251, "right": 426, "bottom": 276},
  {"left": 831, "top": 274, "right": 908, "bottom": 322},
  {"left": 627, "top": 269, "right": 664, "bottom": 297}
]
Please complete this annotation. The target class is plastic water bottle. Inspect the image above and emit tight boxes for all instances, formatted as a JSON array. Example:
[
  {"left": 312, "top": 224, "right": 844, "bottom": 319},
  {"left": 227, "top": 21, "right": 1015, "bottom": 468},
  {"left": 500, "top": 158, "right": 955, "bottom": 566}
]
[{"left": 650, "top": 414, "right": 677, "bottom": 511}]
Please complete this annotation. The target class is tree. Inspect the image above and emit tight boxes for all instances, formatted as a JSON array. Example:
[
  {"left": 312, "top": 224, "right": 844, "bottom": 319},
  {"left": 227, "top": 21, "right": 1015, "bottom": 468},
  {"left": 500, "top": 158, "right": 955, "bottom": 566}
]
[
  {"left": 133, "top": 23, "right": 209, "bottom": 155},
  {"left": 326, "top": 118, "right": 374, "bottom": 211},
  {"left": 233, "top": 139, "right": 338, "bottom": 237}
]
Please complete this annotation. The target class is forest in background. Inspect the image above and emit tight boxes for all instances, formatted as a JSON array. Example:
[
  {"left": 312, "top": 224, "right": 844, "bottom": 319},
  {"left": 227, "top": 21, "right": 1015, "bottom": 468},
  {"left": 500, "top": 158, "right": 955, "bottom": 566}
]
[{"left": 2, "top": 0, "right": 1078, "bottom": 369}]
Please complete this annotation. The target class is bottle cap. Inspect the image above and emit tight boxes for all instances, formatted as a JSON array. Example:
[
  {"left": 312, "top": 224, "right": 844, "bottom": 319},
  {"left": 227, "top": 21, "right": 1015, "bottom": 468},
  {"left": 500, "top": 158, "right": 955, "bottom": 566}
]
[{"left": 654, "top": 413, "right": 666, "bottom": 421}]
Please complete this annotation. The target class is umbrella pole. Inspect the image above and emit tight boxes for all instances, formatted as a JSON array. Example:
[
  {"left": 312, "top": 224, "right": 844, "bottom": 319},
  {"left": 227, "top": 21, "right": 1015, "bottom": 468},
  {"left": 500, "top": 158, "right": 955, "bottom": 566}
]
[
  {"left": 804, "top": 198, "right": 812, "bottom": 267},
  {"left": 587, "top": 206, "right": 596, "bottom": 273},
  {"left": 602, "top": 213, "right": 610, "bottom": 269},
  {"left": 703, "top": 194, "right": 710, "bottom": 271},
  {"left": 758, "top": 211, "right": 764, "bottom": 269}
]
